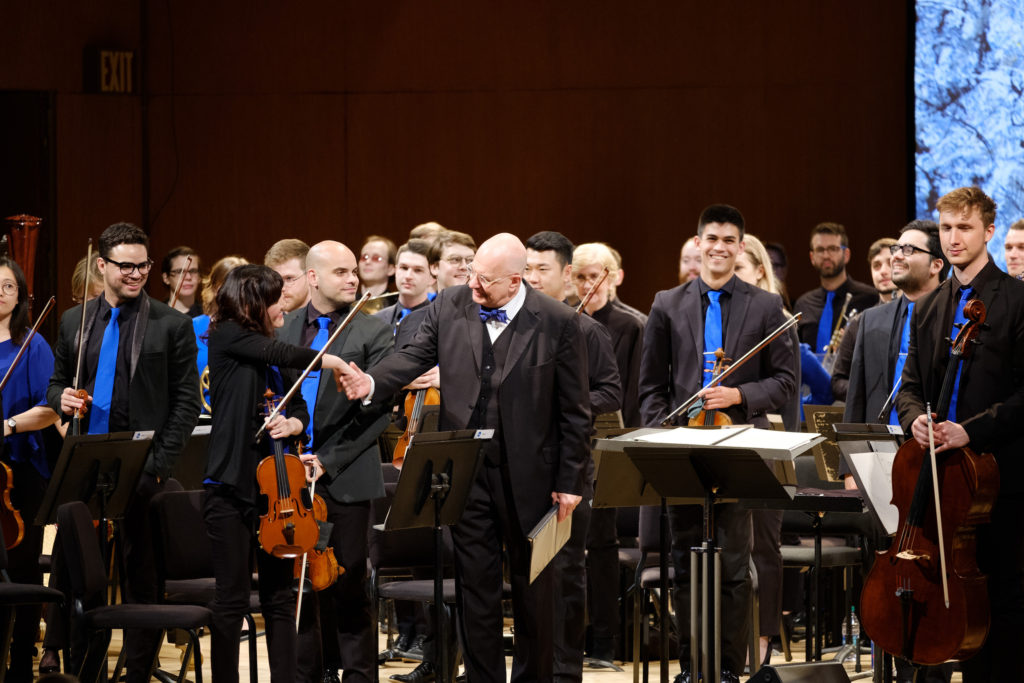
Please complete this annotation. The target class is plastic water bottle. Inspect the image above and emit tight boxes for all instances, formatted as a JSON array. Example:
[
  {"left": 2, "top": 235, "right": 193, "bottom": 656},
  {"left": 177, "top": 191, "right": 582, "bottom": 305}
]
[{"left": 842, "top": 606, "right": 860, "bottom": 661}]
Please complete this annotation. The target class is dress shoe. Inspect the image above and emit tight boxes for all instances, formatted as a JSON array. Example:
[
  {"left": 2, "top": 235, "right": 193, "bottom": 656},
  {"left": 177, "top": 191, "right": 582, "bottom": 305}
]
[
  {"left": 719, "top": 671, "right": 740, "bottom": 683},
  {"left": 39, "top": 648, "right": 61, "bottom": 675},
  {"left": 403, "top": 634, "right": 427, "bottom": 661},
  {"left": 322, "top": 669, "right": 342, "bottom": 683},
  {"left": 390, "top": 661, "right": 436, "bottom": 683},
  {"left": 673, "top": 669, "right": 694, "bottom": 683}
]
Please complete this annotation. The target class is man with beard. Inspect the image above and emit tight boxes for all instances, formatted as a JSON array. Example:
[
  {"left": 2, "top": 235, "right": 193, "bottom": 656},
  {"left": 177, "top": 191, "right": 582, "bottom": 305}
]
[
  {"left": 679, "top": 236, "right": 701, "bottom": 284},
  {"left": 793, "top": 222, "right": 878, "bottom": 352},
  {"left": 265, "top": 238, "right": 312, "bottom": 313}
]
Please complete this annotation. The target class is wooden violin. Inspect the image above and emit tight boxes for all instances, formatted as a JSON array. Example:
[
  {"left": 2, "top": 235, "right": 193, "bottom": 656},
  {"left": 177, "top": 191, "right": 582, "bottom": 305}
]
[
  {"left": 860, "top": 298, "right": 999, "bottom": 665},
  {"left": 391, "top": 385, "right": 440, "bottom": 469},
  {"left": 256, "top": 390, "right": 319, "bottom": 559},
  {"left": 687, "top": 348, "right": 733, "bottom": 427}
]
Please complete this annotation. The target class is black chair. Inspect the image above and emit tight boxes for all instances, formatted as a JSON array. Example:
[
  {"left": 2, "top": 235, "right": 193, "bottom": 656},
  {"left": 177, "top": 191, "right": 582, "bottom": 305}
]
[
  {"left": 150, "top": 488, "right": 261, "bottom": 683},
  {"left": 630, "top": 505, "right": 673, "bottom": 683},
  {"left": 57, "top": 500, "right": 212, "bottom": 683},
  {"left": 0, "top": 522, "right": 65, "bottom": 683}
]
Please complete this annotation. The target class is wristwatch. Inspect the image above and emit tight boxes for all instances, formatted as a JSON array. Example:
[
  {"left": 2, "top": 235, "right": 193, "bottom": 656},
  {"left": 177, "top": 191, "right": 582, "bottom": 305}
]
[{"left": 6, "top": 418, "right": 16, "bottom": 434}]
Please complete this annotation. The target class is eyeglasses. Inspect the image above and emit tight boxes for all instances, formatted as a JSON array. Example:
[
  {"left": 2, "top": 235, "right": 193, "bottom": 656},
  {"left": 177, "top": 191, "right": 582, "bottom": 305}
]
[
  {"left": 444, "top": 255, "right": 472, "bottom": 267},
  {"left": 0, "top": 281, "right": 17, "bottom": 296},
  {"left": 169, "top": 268, "right": 200, "bottom": 278},
  {"left": 282, "top": 274, "right": 305, "bottom": 286},
  {"left": 360, "top": 253, "right": 386, "bottom": 264},
  {"left": 889, "top": 244, "right": 936, "bottom": 258},
  {"left": 812, "top": 245, "right": 846, "bottom": 256},
  {"left": 467, "top": 265, "right": 514, "bottom": 287},
  {"left": 104, "top": 257, "right": 153, "bottom": 276}
]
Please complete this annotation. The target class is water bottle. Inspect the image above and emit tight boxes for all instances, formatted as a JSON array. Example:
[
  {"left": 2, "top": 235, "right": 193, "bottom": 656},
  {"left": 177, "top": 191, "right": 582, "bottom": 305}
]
[{"left": 842, "top": 605, "right": 860, "bottom": 661}]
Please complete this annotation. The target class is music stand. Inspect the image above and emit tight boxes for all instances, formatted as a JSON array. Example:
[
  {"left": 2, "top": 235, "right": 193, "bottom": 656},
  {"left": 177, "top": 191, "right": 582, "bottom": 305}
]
[
  {"left": 384, "top": 429, "right": 486, "bottom": 683},
  {"left": 169, "top": 425, "right": 211, "bottom": 491}
]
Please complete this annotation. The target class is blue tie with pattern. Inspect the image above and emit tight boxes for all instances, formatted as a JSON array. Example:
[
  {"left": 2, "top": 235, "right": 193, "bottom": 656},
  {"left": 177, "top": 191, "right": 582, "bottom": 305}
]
[
  {"left": 703, "top": 290, "right": 723, "bottom": 384},
  {"left": 889, "top": 301, "right": 914, "bottom": 426},
  {"left": 301, "top": 317, "right": 331, "bottom": 446},
  {"left": 947, "top": 286, "right": 972, "bottom": 422},
  {"left": 816, "top": 290, "right": 836, "bottom": 354},
  {"left": 89, "top": 307, "right": 120, "bottom": 434}
]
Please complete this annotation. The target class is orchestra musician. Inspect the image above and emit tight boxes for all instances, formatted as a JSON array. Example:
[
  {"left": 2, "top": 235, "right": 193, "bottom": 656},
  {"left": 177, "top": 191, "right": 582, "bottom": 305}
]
[
  {"left": 358, "top": 236, "right": 398, "bottom": 298},
  {"left": 638, "top": 205, "right": 795, "bottom": 683},
  {"left": 895, "top": 187, "right": 1024, "bottom": 681},
  {"left": 279, "top": 241, "right": 394, "bottom": 683},
  {"left": 1003, "top": 218, "right": 1024, "bottom": 279},
  {"left": 47, "top": 223, "right": 201, "bottom": 681},
  {"left": 337, "top": 233, "right": 591, "bottom": 683},
  {"left": 160, "top": 245, "right": 203, "bottom": 316},
  {"left": 193, "top": 255, "right": 248, "bottom": 415},
  {"left": 428, "top": 230, "right": 476, "bottom": 293},
  {"left": 679, "top": 235, "right": 701, "bottom": 284},
  {"left": 265, "top": 239, "right": 312, "bottom": 313},
  {"left": 202, "top": 264, "right": 346, "bottom": 683},
  {"left": 0, "top": 256, "right": 59, "bottom": 682}
]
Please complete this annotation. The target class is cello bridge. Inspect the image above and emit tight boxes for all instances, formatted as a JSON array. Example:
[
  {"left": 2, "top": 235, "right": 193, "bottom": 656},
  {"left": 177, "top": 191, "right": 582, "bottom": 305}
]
[{"left": 895, "top": 550, "right": 930, "bottom": 561}]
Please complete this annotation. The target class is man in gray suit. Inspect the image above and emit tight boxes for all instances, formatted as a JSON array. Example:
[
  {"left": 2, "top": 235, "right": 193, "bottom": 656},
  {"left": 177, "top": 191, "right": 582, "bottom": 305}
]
[
  {"left": 280, "top": 240, "right": 395, "bottom": 683},
  {"left": 638, "top": 204, "right": 795, "bottom": 683},
  {"left": 338, "top": 233, "right": 591, "bottom": 683}
]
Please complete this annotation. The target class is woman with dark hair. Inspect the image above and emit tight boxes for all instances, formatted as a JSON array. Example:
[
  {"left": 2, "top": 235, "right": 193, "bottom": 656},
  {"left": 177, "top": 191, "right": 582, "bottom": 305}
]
[
  {"left": 203, "top": 264, "right": 345, "bottom": 683},
  {"left": 192, "top": 255, "right": 249, "bottom": 415},
  {"left": 161, "top": 245, "right": 203, "bottom": 316},
  {"left": 0, "top": 256, "right": 59, "bottom": 680}
]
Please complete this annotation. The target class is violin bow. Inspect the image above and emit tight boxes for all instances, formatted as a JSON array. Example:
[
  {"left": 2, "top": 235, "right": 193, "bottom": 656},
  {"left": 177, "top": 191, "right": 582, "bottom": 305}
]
[
  {"left": 295, "top": 474, "right": 316, "bottom": 631},
  {"left": 0, "top": 296, "right": 55, "bottom": 393},
  {"left": 661, "top": 312, "right": 800, "bottom": 426},
  {"left": 925, "top": 402, "right": 950, "bottom": 608},
  {"left": 168, "top": 255, "right": 193, "bottom": 309},
  {"left": 575, "top": 267, "right": 610, "bottom": 314},
  {"left": 255, "top": 291, "right": 372, "bottom": 440},
  {"left": 70, "top": 240, "right": 93, "bottom": 435}
]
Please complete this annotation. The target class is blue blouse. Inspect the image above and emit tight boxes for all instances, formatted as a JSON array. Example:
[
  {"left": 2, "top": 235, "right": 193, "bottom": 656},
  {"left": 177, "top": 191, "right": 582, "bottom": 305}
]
[
  {"left": 1, "top": 334, "right": 55, "bottom": 478},
  {"left": 193, "top": 314, "right": 211, "bottom": 413}
]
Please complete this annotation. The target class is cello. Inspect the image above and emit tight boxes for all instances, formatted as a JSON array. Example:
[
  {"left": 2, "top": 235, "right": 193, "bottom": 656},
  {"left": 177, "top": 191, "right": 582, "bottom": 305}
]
[{"left": 860, "top": 298, "right": 999, "bottom": 665}]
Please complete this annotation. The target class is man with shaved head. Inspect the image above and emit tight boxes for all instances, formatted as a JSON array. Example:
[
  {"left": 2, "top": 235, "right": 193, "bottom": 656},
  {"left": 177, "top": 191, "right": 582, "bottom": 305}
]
[
  {"left": 277, "top": 240, "right": 395, "bottom": 683},
  {"left": 338, "top": 233, "right": 591, "bottom": 683}
]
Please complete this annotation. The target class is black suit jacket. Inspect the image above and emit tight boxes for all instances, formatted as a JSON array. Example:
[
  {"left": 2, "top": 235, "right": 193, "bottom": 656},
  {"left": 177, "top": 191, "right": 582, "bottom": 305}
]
[
  {"left": 366, "top": 284, "right": 592, "bottom": 533},
  {"left": 638, "top": 276, "right": 796, "bottom": 428},
  {"left": 48, "top": 294, "right": 201, "bottom": 479},
  {"left": 278, "top": 307, "right": 394, "bottom": 504},
  {"left": 896, "top": 261, "right": 1024, "bottom": 493},
  {"left": 844, "top": 297, "right": 906, "bottom": 423}
]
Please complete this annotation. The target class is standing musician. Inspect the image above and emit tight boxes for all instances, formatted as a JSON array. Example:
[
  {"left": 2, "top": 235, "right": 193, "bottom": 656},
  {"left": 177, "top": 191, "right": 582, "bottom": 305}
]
[
  {"left": 265, "top": 238, "right": 312, "bottom": 314},
  {"left": 160, "top": 245, "right": 203, "bottom": 316},
  {"left": 203, "top": 264, "right": 346, "bottom": 683},
  {"left": 525, "top": 230, "right": 622, "bottom": 680},
  {"left": 193, "top": 255, "right": 249, "bottom": 415},
  {"left": 638, "top": 205, "right": 795, "bottom": 683},
  {"left": 375, "top": 239, "right": 437, "bottom": 334},
  {"left": 895, "top": 187, "right": 1024, "bottom": 681},
  {"left": 0, "top": 256, "right": 59, "bottom": 681},
  {"left": 428, "top": 230, "right": 476, "bottom": 293},
  {"left": 337, "top": 233, "right": 591, "bottom": 683},
  {"left": 47, "top": 222, "right": 201, "bottom": 681},
  {"left": 279, "top": 241, "right": 395, "bottom": 683}
]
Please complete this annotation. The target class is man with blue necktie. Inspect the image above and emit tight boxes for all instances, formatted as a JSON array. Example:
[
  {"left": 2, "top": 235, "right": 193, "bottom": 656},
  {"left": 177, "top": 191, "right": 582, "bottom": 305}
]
[
  {"left": 895, "top": 187, "right": 1024, "bottom": 682},
  {"left": 277, "top": 240, "right": 394, "bottom": 683},
  {"left": 48, "top": 222, "right": 201, "bottom": 681},
  {"left": 793, "top": 222, "right": 878, "bottom": 352},
  {"left": 638, "top": 204, "right": 796, "bottom": 683}
]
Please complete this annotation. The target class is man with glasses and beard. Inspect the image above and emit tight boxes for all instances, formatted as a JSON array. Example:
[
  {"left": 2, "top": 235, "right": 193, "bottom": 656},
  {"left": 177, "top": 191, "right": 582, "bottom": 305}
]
[{"left": 48, "top": 222, "right": 201, "bottom": 681}]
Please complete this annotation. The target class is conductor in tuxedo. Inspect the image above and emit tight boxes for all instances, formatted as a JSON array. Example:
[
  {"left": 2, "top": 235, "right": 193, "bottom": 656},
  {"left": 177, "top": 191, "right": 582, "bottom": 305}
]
[
  {"left": 48, "top": 222, "right": 201, "bottom": 681},
  {"left": 895, "top": 187, "right": 1024, "bottom": 682},
  {"left": 278, "top": 240, "right": 395, "bottom": 683},
  {"left": 638, "top": 205, "right": 795, "bottom": 683},
  {"left": 338, "top": 233, "right": 591, "bottom": 683}
]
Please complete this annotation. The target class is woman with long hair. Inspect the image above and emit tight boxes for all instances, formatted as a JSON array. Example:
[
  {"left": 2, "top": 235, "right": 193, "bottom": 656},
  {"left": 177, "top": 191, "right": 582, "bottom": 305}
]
[
  {"left": 203, "top": 264, "right": 345, "bottom": 683},
  {"left": 0, "top": 256, "right": 59, "bottom": 679},
  {"left": 192, "top": 255, "right": 249, "bottom": 415}
]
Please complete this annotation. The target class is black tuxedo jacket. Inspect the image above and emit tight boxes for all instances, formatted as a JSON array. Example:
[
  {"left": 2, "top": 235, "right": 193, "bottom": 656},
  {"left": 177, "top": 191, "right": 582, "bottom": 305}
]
[
  {"left": 277, "top": 308, "right": 394, "bottom": 504},
  {"left": 896, "top": 261, "right": 1024, "bottom": 493},
  {"left": 366, "top": 284, "right": 591, "bottom": 533},
  {"left": 47, "top": 293, "right": 201, "bottom": 479},
  {"left": 638, "top": 276, "right": 796, "bottom": 428}
]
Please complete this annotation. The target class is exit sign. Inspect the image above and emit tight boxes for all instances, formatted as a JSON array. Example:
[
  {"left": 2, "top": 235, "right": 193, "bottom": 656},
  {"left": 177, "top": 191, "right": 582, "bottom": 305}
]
[{"left": 84, "top": 48, "right": 137, "bottom": 94}]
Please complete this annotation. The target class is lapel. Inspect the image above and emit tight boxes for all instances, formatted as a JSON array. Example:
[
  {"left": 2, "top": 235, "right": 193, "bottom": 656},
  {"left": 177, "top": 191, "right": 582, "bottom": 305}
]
[
  {"left": 128, "top": 294, "right": 150, "bottom": 381},
  {"left": 318, "top": 321, "right": 355, "bottom": 404},
  {"left": 681, "top": 283, "right": 703, "bottom": 362},
  {"left": 74, "top": 297, "right": 102, "bottom": 357},
  {"left": 464, "top": 296, "right": 484, "bottom": 373},
  {"left": 724, "top": 283, "right": 751, "bottom": 361},
  {"left": 500, "top": 288, "right": 539, "bottom": 384}
]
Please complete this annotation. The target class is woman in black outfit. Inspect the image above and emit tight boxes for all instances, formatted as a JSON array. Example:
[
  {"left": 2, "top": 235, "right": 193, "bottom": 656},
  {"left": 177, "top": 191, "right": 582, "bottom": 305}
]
[{"left": 203, "top": 264, "right": 345, "bottom": 683}]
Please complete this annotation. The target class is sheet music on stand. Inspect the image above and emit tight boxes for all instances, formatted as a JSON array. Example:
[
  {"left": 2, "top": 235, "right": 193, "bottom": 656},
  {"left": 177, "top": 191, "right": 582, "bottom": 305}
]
[
  {"left": 804, "top": 404, "right": 847, "bottom": 482},
  {"left": 833, "top": 422, "right": 904, "bottom": 535},
  {"left": 526, "top": 505, "right": 572, "bottom": 583}
]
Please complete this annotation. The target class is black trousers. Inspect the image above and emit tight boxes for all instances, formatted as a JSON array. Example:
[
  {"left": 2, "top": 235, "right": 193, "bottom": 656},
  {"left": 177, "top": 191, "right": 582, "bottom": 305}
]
[
  {"left": 452, "top": 461, "right": 555, "bottom": 683},
  {"left": 204, "top": 486, "right": 297, "bottom": 683},
  {"left": 668, "top": 503, "right": 752, "bottom": 675},
  {"left": 4, "top": 460, "right": 48, "bottom": 678},
  {"left": 552, "top": 498, "right": 591, "bottom": 682},
  {"left": 750, "top": 509, "right": 782, "bottom": 638},
  {"left": 585, "top": 506, "right": 619, "bottom": 657},
  {"left": 296, "top": 498, "right": 374, "bottom": 683}
]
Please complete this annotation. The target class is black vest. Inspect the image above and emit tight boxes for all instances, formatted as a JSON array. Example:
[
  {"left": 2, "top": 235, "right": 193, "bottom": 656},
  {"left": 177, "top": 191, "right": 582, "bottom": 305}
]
[{"left": 469, "top": 316, "right": 518, "bottom": 464}]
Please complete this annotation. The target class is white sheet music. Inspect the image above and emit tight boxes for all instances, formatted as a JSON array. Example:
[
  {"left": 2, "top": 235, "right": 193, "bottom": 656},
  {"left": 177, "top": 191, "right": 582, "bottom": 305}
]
[
  {"left": 847, "top": 450, "right": 899, "bottom": 535},
  {"left": 632, "top": 425, "right": 750, "bottom": 446},
  {"left": 714, "top": 427, "right": 820, "bottom": 453}
]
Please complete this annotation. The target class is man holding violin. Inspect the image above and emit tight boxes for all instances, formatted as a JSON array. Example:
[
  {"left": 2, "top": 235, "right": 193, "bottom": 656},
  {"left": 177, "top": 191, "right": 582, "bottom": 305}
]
[
  {"left": 894, "top": 187, "right": 1024, "bottom": 681},
  {"left": 638, "top": 204, "right": 795, "bottom": 683}
]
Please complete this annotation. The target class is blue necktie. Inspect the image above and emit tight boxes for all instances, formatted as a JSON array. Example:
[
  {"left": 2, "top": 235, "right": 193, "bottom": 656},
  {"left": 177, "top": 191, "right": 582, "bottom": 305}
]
[
  {"left": 948, "top": 286, "right": 972, "bottom": 422},
  {"left": 479, "top": 307, "right": 508, "bottom": 324},
  {"left": 703, "top": 290, "right": 723, "bottom": 384},
  {"left": 398, "top": 307, "right": 412, "bottom": 322},
  {"left": 889, "top": 301, "right": 914, "bottom": 426},
  {"left": 89, "top": 307, "right": 120, "bottom": 435},
  {"left": 816, "top": 290, "right": 836, "bottom": 354},
  {"left": 301, "top": 317, "right": 331, "bottom": 446}
]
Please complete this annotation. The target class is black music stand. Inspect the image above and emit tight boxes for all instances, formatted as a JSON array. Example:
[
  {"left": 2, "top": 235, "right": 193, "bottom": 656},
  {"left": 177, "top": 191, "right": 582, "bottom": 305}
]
[
  {"left": 624, "top": 445, "right": 794, "bottom": 683},
  {"left": 169, "top": 425, "right": 211, "bottom": 491},
  {"left": 384, "top": 429, "right": 486, "bottom": 683}
]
